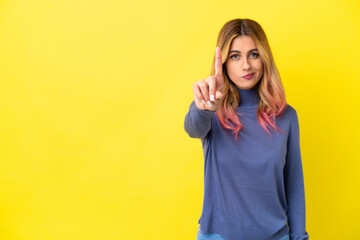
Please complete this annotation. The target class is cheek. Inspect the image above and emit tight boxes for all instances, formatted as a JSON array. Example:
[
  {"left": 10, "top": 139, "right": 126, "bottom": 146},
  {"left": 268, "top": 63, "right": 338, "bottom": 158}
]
[
  {"left": 254, "top": 60, "right": 263, "bottom": 71},
  {"left": 226, "top": 62, "right": 237, "bottom": 74}
]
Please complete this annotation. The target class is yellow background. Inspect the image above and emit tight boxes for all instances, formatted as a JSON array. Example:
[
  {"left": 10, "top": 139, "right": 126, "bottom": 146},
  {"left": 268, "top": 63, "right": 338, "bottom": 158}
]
[{"left": 0, "top": 0, "right": 359, "bottom": 239}]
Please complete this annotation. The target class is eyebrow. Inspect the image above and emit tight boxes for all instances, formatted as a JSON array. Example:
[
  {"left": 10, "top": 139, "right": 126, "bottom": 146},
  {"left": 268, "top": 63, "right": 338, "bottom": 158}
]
[{"left": 229, "top": 48, "right": 258, "bottom": 54}]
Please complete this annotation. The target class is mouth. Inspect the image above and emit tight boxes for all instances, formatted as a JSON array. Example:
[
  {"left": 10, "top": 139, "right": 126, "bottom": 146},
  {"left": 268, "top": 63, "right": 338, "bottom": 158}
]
[{"left": 242, "top": 73, "right": 255, "bottom": 79}]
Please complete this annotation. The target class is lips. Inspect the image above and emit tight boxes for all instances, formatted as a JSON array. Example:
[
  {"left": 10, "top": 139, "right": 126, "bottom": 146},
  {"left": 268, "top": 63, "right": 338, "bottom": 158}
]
[{"left": 242, "top": 73, "right": 255, "bottom": 79}]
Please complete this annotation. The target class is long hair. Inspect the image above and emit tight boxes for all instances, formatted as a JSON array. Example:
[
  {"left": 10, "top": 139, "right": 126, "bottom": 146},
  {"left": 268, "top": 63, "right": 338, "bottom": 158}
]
[{"left": 211, "top": 18, "right": 288, "bottom": 141}]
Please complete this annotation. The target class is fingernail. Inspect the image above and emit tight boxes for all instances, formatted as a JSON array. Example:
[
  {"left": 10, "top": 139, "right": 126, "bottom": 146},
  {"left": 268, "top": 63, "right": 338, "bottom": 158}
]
[
  {"left": 210, "top": 94, "right": 215, "bottom": 101},
  {"left": 207, "top": 101, "right": 212, "bottom": 107},
  {"left": 201, "top": 100, "right": 206, "bottom": 104}
]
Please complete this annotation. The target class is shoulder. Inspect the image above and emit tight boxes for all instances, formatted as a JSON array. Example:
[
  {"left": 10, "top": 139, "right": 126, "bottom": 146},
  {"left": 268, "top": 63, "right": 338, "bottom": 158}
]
[
  {"left": 282, "top": 104, "right": 301, "bottom": 134},
  {"left": 282, "top": 103, "right": 298, "bottom": 121},
  {"left": 278, "top": 104, "right": 299, "bottom": 131}
]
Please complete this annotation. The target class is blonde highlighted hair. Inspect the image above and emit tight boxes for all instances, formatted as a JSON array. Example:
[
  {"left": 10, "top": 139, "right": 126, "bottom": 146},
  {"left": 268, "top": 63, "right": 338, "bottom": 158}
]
[{"left": 211, "top": 18, "right": 288, "bottom": 141}]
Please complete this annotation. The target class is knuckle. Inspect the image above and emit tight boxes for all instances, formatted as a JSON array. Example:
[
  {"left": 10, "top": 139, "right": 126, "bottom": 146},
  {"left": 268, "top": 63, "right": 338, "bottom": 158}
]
[{"left": 199, "top": 81, "right": 207, "bottom": 88}]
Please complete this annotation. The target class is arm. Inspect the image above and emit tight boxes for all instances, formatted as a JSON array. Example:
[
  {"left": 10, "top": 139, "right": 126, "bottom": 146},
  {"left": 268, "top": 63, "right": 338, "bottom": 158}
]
[
  {"left": 284, "top": 110, "right": 310, "bottom": 240},
  {"left": 184, "top": 100, "right": 213, "bottom": 139}
]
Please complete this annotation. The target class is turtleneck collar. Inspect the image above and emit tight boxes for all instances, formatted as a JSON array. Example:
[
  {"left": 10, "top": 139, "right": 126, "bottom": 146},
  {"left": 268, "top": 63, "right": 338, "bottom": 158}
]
[{"left": 237, "top": 84, "right": 260, "bottom": 108}]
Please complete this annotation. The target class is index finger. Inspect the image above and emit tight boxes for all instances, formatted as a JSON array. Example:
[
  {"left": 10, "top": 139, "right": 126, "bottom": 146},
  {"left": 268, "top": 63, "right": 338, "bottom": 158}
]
[{"left": 214, "top": 47, "right": 223, "bottom": 88}]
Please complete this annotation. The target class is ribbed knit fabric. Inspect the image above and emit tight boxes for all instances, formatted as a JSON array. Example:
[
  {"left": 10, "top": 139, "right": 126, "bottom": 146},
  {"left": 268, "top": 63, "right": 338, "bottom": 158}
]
[{"left": 184, "top": 85, "right": 309, "bottom": 240}]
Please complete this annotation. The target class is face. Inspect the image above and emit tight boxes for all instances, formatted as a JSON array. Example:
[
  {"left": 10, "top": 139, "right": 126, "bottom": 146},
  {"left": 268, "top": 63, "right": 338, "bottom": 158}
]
[{"left": 225, "top": 35, "right": 264, "bottom": 90}]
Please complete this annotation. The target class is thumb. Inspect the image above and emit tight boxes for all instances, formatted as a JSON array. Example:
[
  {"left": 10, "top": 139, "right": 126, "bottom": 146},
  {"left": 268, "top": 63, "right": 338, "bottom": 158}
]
[{"left": 215, "top": 90, "right": 223, "bottom": 100}]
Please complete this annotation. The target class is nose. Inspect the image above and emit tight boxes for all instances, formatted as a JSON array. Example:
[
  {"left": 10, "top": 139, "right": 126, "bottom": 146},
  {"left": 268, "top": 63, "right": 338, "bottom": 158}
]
[{"left": 242, "top": 57, "right": 250, "bottom": 70}]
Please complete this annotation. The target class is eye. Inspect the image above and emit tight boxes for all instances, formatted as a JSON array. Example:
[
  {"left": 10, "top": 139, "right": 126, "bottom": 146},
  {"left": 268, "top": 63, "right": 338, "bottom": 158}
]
[
  {"left": 250, "top": 53, "right": 259, "bottom": 58},
  {"left": 230, "top": 54, "right": 239, "bottom": 60}
]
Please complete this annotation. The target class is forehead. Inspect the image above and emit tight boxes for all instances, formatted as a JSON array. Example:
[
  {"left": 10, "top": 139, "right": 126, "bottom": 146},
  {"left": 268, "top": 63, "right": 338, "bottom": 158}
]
[{"left": 230, "top": 35, "right": 257, "bottom": 50}]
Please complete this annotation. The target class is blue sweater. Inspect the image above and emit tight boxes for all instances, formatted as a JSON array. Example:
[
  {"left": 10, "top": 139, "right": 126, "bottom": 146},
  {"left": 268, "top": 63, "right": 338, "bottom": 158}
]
[{"left": 184, "top": 86, "right": 309, "bottom": 240}]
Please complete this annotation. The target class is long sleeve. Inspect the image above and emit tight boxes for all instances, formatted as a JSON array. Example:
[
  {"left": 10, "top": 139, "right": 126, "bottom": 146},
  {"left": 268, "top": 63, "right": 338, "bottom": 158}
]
[
  {"left": 284, "top": 110, "right": 310, "bottom": 240},
  {"left": 184, "top": 100, "right": 213, "bottom": 139}
]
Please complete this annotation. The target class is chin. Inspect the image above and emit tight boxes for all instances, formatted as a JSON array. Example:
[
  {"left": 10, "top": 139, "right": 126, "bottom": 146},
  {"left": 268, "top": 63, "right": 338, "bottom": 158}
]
[{"left": 235, "top": 81, "right": 258, "bottom": 90}]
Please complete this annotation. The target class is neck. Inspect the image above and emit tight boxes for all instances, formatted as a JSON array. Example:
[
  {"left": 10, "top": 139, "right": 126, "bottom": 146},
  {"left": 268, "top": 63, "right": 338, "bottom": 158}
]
[{"left": 237, "top": 84, "right": 260, "bottom": 108}]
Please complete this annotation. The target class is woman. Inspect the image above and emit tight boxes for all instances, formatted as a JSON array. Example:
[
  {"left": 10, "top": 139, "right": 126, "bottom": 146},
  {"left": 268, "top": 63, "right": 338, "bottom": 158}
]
[{"left": 184, "top": 19, "right": 310, "bottom": 240}]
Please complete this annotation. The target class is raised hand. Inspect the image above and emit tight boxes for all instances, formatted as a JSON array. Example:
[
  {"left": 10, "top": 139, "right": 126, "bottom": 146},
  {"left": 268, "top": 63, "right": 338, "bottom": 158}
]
[{"left": 193, "top": 47, "right": 224, "bottom": 112}]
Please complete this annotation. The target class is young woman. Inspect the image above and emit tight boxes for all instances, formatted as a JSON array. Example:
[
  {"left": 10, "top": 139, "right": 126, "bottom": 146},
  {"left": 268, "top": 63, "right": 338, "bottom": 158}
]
[{"left": 184, "top": 19, "right": 310, "bottom": 240}]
